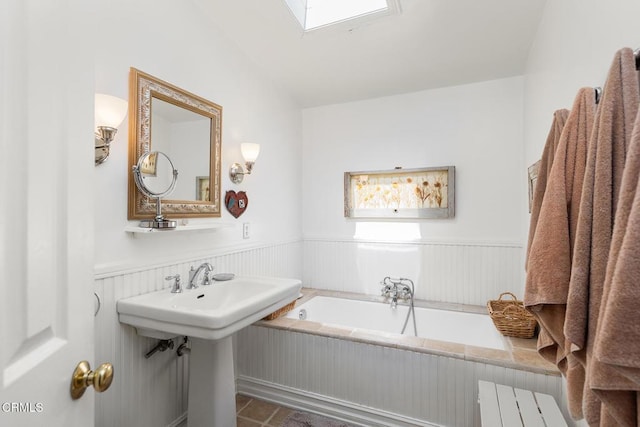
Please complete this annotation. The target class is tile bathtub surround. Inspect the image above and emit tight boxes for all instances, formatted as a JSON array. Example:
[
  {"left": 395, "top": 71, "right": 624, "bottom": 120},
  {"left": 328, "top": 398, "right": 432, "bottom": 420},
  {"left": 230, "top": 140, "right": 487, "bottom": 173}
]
[{"left": 257, "top": 288, "right": 559, "bottom": 376}]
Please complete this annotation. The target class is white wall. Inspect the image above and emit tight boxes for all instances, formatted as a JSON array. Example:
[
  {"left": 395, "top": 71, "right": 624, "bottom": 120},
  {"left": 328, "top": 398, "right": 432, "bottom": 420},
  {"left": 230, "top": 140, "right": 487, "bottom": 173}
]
[
  {"left": 93, "top": 0, "right": 302, "bottom": 272},
  {"left": 524, "top": 0, "right": 640, "bottom": 169},
  {"left": 302, "top": 77, "right": 525, "bottom": 243},
  {"left": 301, "top": 77, "right": 527, "bottom": 300}
]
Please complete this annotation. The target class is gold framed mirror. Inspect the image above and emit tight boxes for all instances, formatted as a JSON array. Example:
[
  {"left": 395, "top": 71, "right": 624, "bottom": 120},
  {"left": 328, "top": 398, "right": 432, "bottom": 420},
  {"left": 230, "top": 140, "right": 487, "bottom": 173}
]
[{"left": 128, "top": 67, "right": 222, "bottom": 220}]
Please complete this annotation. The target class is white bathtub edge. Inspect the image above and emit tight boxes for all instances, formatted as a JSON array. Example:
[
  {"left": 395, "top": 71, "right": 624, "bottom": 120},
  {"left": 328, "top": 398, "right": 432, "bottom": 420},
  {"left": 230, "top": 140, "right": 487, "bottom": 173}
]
[{"left": 236, "top": 376, "right": 442, "bottom": 427}]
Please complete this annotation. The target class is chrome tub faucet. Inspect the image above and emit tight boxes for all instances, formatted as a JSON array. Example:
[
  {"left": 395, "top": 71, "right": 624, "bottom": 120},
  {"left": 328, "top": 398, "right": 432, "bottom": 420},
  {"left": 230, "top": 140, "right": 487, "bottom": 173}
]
[
  {"left": 380, "top": 276, "right": 418, "bottom": 336},
  {"left": 380, "top": 276, "right": 414, "bottom": 308}
]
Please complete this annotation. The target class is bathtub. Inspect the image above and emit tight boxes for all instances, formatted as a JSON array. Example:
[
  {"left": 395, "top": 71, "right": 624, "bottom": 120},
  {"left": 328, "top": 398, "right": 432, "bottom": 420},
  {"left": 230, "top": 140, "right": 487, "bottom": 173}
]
[
  {"left": 284, "top": 295, "right": 506, "bottom": 350},
  {"left": 236, "top": 291, "right": 568, "bottom": 427}
]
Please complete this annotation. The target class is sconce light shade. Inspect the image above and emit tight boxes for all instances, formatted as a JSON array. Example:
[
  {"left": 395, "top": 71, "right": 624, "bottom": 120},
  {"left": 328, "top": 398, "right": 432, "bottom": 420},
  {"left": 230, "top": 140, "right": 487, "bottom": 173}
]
[
  {"left": 95, "top": 93, "right": 128, "bottom": 165},
  {"left": 95, "top": 94, "right": 128, "bottom": 128},
  {"left": 240, "top": 143, "right": 260, "bottom": 163},
  {"left": 230, "top": 143, "right": 261, "bottom": 184}
]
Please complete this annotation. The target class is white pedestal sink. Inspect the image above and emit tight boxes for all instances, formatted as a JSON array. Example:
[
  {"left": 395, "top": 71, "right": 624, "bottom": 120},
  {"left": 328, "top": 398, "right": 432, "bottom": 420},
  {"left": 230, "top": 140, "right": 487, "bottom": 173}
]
[
  {"left": 117, "top": 275, "right": 302, "bottom": 427},
  {"left": 188, "top": 336, "right": 236, "bottom": 426}
]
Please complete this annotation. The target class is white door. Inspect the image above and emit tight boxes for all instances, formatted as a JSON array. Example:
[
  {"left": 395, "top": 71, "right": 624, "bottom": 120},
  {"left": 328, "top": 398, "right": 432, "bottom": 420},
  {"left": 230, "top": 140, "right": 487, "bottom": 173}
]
[{"left": 1, "top": 1, "right": 98, "bottom": 426}]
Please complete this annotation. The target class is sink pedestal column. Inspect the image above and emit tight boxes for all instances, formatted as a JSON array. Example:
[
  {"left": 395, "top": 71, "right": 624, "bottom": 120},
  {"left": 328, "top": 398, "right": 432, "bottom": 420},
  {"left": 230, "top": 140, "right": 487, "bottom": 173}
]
[{"left": 187, "top": 336, "right": 236, "bottom": 427}]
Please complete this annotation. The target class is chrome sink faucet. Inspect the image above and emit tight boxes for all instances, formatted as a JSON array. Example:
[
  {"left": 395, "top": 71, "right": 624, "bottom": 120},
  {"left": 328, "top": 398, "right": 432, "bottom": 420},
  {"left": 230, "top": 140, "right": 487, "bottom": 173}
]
[{"left": 188, "top": 262, "right": 214, "bottom": 289}]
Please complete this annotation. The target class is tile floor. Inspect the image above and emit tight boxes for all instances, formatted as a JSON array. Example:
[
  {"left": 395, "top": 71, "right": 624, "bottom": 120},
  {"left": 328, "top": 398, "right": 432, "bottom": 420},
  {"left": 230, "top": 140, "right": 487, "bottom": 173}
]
[
  {"left": 235, "top": 394, "right": 294, "bottom": 426},
  {"left": 177, "top": 394, "right": 346, "bottom": 426}
]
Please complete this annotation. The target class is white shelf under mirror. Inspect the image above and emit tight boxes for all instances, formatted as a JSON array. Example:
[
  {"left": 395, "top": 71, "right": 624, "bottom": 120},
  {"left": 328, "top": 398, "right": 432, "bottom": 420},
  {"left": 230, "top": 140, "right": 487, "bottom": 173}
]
[{"left": 125, "top": 222, "right": 234, "bottom": 235}]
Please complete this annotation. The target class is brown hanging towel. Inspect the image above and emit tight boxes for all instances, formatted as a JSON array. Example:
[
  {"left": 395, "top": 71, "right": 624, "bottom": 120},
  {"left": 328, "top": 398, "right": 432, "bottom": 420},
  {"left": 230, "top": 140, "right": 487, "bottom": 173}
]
[{"left": 565, "top": 47, "right": 640, "bottom": 426}]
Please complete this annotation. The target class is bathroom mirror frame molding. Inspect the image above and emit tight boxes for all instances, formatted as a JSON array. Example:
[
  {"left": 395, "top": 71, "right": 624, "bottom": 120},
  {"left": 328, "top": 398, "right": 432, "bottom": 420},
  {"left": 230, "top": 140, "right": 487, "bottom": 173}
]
[{"left": 128, "top": 67, "right": 222, "bottom": 220}]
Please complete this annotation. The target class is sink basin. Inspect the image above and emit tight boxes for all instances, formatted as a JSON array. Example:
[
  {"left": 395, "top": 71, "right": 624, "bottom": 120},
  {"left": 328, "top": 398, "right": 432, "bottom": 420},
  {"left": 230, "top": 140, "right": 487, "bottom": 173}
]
[
  {"left": 118, "top": 274, "right": 301, "bottom": 426},
  {"left": 117, "top": 275, "right": 302, "bottom": 340}
]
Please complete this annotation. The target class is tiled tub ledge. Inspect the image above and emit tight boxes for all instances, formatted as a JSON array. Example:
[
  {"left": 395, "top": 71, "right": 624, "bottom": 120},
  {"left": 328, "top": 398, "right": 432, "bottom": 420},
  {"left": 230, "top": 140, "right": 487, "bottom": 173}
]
[{"left": 255, "top": 288, "right": 559, "bottom": 377}]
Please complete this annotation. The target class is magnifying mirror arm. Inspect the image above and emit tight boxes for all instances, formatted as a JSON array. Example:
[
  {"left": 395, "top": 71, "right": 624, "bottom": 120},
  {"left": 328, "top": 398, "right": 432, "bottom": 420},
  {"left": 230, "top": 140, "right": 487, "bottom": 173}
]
[
  {"left": 153, "top": 169, "right": 179, "bottom": 222},
  {"left": 154, "top": 196, "right": 163, "bottom": 222}
]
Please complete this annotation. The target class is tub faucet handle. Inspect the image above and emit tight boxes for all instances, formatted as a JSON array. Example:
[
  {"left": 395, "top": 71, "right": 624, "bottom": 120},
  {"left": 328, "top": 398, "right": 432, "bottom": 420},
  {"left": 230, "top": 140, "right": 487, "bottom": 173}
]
[{"left": 398, "top": 285, "right": 411, "bottom": 299}]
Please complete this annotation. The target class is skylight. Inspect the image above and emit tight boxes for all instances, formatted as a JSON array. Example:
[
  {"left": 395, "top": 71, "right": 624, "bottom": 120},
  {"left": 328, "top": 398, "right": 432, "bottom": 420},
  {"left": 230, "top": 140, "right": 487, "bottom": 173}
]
[{"left": 285, "top": 0, "right": 394, "bottom": 32}]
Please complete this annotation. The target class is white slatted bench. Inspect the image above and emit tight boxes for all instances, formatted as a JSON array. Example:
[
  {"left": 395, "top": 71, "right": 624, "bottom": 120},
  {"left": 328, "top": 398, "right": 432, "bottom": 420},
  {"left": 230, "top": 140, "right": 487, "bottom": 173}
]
[{"left": 478, "top": 380, "right": 567, "bottom": 427}]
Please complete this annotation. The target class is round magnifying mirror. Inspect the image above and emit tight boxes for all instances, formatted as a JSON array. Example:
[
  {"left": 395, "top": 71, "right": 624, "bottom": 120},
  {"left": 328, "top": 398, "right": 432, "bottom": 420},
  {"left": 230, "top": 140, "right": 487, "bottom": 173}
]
[{"left": 132, "top": 151, "right": 179, "bottom": 229}]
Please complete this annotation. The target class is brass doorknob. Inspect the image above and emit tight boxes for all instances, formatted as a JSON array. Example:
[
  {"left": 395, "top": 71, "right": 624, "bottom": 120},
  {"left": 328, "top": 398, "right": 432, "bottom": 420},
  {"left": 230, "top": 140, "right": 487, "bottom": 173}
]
[{"left": 70, "top": 360, "right": 114, "bottom": 400}]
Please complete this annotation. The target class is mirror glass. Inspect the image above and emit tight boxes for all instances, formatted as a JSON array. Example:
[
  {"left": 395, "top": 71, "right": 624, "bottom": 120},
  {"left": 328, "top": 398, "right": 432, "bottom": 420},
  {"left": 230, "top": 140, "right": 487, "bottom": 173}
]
[
  {"left": 128, "top": 68, "right": 222, "bottom": 220},
  {"left": 135, "top": 151, "right": 177, "bottom": 197},
  {"left": 150, "top": 98, "right": 210, "bottom": 200}
]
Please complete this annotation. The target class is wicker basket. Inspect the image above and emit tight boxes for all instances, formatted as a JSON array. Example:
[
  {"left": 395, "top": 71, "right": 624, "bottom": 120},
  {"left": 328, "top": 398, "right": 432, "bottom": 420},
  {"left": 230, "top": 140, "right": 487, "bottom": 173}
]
[
  {"left": 487, "top": 292, "right": 537, "bottom": 339},
  {"left": 262, "top": 300, "right": 296, "bottom": 321}
]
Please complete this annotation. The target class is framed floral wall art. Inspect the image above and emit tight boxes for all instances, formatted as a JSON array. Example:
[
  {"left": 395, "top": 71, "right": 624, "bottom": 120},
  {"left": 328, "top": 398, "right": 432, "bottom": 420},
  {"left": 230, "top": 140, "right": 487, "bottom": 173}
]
[{"left": 344, "top": 166, "right": 455, "bottom": 219}]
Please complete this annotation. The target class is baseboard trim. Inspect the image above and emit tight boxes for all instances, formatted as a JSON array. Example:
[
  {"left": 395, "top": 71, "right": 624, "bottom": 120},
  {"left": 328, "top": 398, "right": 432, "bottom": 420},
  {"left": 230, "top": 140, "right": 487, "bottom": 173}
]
[{"left": 236, "top": 376, "right": 440, "bottom": 427}]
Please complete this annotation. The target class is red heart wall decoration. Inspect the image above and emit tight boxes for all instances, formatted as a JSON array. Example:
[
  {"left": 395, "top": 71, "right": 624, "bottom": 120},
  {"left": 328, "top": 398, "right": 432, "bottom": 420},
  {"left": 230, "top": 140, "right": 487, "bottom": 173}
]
[{"left": 225, "top": 190, "right": 248, "bottom": 218}]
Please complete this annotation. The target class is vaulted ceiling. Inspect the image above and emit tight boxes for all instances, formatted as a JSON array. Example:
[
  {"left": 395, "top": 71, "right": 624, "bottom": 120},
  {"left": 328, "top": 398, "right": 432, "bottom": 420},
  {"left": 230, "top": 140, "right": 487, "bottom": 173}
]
[{"left": 193, "top": 0, "right": 548, "bottom": 107}]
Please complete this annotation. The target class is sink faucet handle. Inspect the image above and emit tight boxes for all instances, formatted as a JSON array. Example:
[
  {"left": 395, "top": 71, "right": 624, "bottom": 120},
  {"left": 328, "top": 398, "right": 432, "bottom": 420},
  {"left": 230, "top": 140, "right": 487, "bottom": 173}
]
[
  {"left": 165, "top": 274, "right": 182, "bottom": 293},
  {"left": 203, "top": 269, "right": 213, "bottom": 286}
]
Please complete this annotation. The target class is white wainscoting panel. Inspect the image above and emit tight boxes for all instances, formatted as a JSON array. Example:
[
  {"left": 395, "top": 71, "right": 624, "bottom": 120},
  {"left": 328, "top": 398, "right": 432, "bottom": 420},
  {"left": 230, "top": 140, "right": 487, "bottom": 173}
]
[
  {"left": 94, "top": 237, "right": 529, "bottom": 426},
  {"left": 236, "top": 326, "right": 570, "bottom": 427},
  {"left": 303, "top": 238, "right": 524, "bottom": 306},
  {"left": 94, "top": 240, "right": 302, "bottom": 427}
]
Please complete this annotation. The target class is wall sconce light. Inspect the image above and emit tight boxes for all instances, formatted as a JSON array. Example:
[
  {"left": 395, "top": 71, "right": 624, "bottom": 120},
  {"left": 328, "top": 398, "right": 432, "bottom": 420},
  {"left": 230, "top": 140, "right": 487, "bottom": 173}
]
[
  {"left": 229, "top": 143, "right": 260, "bottom": 184},
  {"left": 95, "top": 93, "right": 128, "bottom": 165}
]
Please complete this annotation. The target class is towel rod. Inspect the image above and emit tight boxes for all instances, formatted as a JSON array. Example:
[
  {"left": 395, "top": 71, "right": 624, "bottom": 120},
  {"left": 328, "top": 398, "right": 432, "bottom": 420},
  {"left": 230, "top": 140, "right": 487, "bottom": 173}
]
[{"left": 595, "top": 87, "right": 603, "bottom": 104}]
